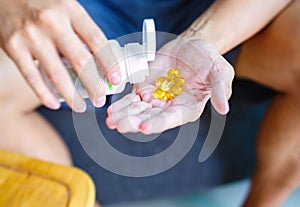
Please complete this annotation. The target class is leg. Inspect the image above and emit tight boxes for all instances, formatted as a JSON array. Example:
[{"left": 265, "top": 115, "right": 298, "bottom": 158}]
[
  {"left": 0, "top": 49, "right": 72, "bottom": 165},
  {"left": 0, "top": 49, "right": 102, "bottom": 207},
  {"left": 244, "top": 94, "right": 300, "bottom": 207},
  {"left": 235, "top": 0, "right": 300, "bottom": 206}
]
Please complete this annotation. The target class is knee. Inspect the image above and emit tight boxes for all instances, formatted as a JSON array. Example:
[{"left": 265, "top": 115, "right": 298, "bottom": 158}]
[
  {"left": 264, "top": 0, "right": 300, "bottom": 60},
  {"left": 0, "top": 49, "right": 19, "bottom": 96},
  {"left": 0, "top": 49, "right": 39, "bottom": 114},
  {"left": 0, "top": 51, "right": 18, "bottom": 107},
  {"left": 279, "top": 1, "right": 300, "bottom": 93},
  {"left": 239, "top": 0, "right": 300, "bottom": 94}
]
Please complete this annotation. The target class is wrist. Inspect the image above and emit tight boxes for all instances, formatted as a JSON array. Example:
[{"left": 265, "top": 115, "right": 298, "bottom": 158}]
[{"left": 179, "top": 16, "right": 226, "bottom": 54}]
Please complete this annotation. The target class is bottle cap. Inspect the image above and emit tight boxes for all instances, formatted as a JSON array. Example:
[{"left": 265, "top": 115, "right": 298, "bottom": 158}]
[
  {"left": 124, "top": 18, "right": 155, "bottom": 83},
  {"left": 143, "top": 19, "right": 156, "bottom": 62}
]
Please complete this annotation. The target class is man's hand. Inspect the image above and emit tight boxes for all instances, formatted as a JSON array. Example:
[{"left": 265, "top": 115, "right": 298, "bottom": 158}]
[
  {"left": 0, "top": 0, "right": 121, "bottom": 112},
  {"left": 106, "top": 38, "right": 234, "bottom": 134}
]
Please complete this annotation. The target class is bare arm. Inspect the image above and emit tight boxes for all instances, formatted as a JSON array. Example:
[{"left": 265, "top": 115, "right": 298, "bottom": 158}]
[
  {"left": 0, "top": 0, "right": 121, "bottom": 112},
  {"left": 181, "top": 0, "right": 293, "bottom": 54}
]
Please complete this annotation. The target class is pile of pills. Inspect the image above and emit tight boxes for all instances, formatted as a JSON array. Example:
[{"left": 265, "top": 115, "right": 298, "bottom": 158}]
[{"left": 153, "top": 69, "right": 185, "bottom": 101}]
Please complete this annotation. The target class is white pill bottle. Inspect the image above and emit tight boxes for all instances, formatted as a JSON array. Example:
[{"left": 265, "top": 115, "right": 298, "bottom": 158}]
[{"left": 64, "top": 19, "right": 156, "bottom": 100}]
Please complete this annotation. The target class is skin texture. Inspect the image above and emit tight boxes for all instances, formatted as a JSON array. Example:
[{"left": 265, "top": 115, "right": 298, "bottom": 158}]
[
  {"left": 235, "top": 1, "right": 300, "bottom": 206},
  {"left": 0, "top": 0, "right": 121, "bottom": 112},
  {"left": 180, "top": 0, "right": 293, "bottom": 54},
  {"left": 107, "top": 0, "right": 300, "bottom": 206},
  {"left": 106, "top": 38, "right": 234, "bottom": 134},
  {"left": 0, "top": 0, "right": 299, "bottom": 206}
]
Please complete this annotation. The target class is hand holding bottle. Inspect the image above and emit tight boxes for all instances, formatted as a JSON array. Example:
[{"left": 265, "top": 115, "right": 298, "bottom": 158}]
[{"left": 0, "top": 0, "right": 121, "bottom": 112}]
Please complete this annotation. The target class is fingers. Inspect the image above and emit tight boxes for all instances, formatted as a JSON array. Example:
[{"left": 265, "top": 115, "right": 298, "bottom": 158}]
[
  {"left": 117, "top": 108, "right": 163, "bottom": 134},
  {"left": 210, "top": 80, "right": 229, "bottom": 115},
  {"left": 108, "top": 101, "right": 152, "bottom": 129},
  {"left": 70, "top": 2, "right": 121, "bottom": 85},
  {"left": 134, "top": 83, "right": 156, "bottom": 102},
  {"left": 139, "top": 98, "right": 206, "bottom": 134},
  {"left": 70, "top": 2, "right": 107, "bottom": 53},
  {"left": 106, "top": 92, "right": 205, "bottom": 134},
  {"left": 49, "top": 2, "right": 119, "bottom": 107},
  {"left": 106, "top": 93, "right": 152, "bottom": 131},
  {"left": 106, "top": 94, "right": 148, "bottom": 129},
  {"left": 52, "top": 24, "right": 105, "bottom": 108},
  {"left": 20, "top": 22, "right": 88, "bottom": 112},
  {"left": 138, "top": 107, "right": 182, "bottom": 134},
  {"left": 209, "top": 58, "right": 233, "bottom": 115},
  {"left": 107, "top": 94, "right": 141, "bottom": 116},
  {"left": 26, "top": 31, "right": 87, "bottom": 113},
  {"left": 1, "top": 1, "right": 123, "bottom": 112},
  {"left": 109, "top": 104, "right": 195, "bottom": 134},
  {"left": 1, "top": 1, "right": 112, "bottom": 111},
  {"left": 107, "top": 105, "right": 163, "bottom": 133},
  {"left": 4, "top": 35, "right": 60, "bottom": 110}
]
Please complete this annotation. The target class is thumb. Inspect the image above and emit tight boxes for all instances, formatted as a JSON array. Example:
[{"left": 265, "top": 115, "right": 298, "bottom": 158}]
[{"left": 210, "top": 76, "right": 230, "bottom": 115}]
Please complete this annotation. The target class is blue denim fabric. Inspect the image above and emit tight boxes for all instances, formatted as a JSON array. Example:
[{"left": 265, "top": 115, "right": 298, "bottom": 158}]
[
  {"left": 78, "top": 0, "right": 214, "bottom": 38},
  {"left": 38, "top": 0, "right": 275, "bottom": 204}
]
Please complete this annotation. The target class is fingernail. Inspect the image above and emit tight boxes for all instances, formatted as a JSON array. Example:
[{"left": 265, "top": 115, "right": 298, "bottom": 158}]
[
  {"left": 95, "top": 96, "right": 106, "bottom": 107},
  {"left": 75, "top": 103, "right": 86, "bottom": 113},
  {"left": 106, "top": 117, "right": 116, "bottom": 129},
  {"left": 223, "top": 103, "right": 230, "bottom": 114},
  {"left": 50, "top": 101, "right": 61, "bottom": 109},
  {"left": 109, "top": 71, "right": 122, "bottom": 85},
  {"left": 139, "top": 121, "right": 151, "bottom": 131}
]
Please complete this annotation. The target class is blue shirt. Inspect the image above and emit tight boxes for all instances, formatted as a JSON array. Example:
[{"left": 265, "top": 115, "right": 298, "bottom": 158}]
[
  {"left": 39, "top": 0, "right": 267, "bottom": 204},
  {"left": 79, "top": 0, "right": 214, "bottom": 38}
]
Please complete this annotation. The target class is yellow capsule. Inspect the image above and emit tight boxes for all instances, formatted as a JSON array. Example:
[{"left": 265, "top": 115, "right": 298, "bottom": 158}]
[
  {"left": 170, "top": 85, "right": 183, "bottom": 95},
  {"left": 161, "top": 80, "right": 172, "bottom": 91},
  {"left": 153, "top": 88, "right": 165, "bottom": 99},
  {"left": 167, "top": 69, "right": 179, "bottom": 78},
  {"left": 153, "top": 68, "right": 185, "bottom": 101},
  {"left": 164, "top": 91, "right": 175, "bottom": 100},
  {"left": 173, "top": 76, "right": 185, "bottom": 85},
  {"left": 156, "top": 76, "right": 167, "bottom": 86}
]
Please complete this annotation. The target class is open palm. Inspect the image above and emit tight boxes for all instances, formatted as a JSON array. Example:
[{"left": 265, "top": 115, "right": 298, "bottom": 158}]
[{"left": 106, "top": 38, "right": 234, "bottom": 134}]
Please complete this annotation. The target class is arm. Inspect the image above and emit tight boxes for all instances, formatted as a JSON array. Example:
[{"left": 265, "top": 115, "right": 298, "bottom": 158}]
[
  {"left": 181, "top": 0, "right": 293, "bottom": 54},
  {"left": 0, "top": 0, "right": 121, "bottom": 112},
  {"left": 106, "top": 0, "right": 292, "bottom": 133}
]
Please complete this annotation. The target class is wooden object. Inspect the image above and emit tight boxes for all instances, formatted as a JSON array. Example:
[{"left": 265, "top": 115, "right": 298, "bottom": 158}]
[{"left": 0, "top": 149, "right": 95, "bottom": 207}]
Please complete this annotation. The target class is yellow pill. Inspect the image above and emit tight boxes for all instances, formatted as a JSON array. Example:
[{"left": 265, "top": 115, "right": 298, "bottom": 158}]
[
  {"left": 167, "top": 69, "right": 179, "bottom": 78},
  {"left": 170, "top": 85, "right": 183, "bottom": 95},
  {"left": 164, "top": 91, "right": 175, "bottom": 100},
  {"left": 153, "top": 68, "right": 185, "bottom": 101},
  {"left": 153, "top": 88, "right": 174, "bottom": 100},
  {"left": 156, "top": 76, "right": 167, "bottom": 86},
  {"left": 161, "top": 80, "right": 172, "bottom": 91},
  {"left": 153, "top": 88, "right": 165, "bottom": 99},
  {"left": 173, "top": 76, "right": 185, "bottom": 85}
]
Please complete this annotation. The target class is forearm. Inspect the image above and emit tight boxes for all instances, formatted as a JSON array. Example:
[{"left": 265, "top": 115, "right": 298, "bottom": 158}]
[{"left": 180, "top": 0, "right": 293, "bottom": 54}]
